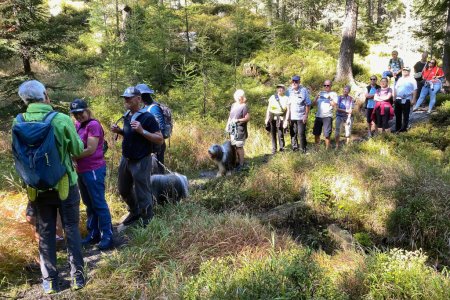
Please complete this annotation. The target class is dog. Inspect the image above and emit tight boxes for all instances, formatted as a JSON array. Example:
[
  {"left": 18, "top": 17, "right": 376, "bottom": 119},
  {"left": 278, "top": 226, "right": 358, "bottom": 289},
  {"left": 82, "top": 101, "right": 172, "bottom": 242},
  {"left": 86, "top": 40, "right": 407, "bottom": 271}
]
[
  {"left": 208, "top": 141, "right": 236, "bottom": 177},
  {"left": 151, "top": 173, "right": 189, "bottom": 205}
]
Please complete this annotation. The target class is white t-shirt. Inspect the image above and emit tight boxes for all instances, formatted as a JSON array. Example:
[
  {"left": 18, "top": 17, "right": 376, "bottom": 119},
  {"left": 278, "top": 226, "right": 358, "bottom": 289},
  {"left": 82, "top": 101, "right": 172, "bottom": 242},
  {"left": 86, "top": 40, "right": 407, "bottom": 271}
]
[
  {"left": 316, "top": 91, "right": 338, "bottom": 118},
  {"left": 395, "top": 76, "right": 417, "bottom": 101}
]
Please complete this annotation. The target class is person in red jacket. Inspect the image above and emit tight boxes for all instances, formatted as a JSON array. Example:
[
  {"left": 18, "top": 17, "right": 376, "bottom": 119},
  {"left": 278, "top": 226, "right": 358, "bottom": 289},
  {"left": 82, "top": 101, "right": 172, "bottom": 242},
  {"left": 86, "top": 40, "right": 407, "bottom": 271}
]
[{"left": 413, "top": 59, "right": 444, "bottom": 113}]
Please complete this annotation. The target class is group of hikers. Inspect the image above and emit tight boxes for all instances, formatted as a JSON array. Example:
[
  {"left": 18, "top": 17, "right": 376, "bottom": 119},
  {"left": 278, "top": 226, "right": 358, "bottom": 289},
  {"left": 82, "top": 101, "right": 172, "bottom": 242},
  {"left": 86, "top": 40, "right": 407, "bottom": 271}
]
[
  {"left": 13, "top": 80, "right": 167, "bottom": 294},
  {"left": 10, "top": 49, "right": 445, "bottom": 294},
  {"left": 257, "top": 51, "right": 444, "bottom": 156}
]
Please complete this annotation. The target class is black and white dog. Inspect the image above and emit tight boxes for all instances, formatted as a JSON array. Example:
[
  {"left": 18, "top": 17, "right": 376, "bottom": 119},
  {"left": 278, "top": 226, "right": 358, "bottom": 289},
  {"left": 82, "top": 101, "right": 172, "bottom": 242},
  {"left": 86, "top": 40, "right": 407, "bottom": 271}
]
[
  {"left": 151, "top": 173, "right": 189, "bottom": 205},
  {"left": 208, "top": 141, "right": 236, "bottom": 177}
]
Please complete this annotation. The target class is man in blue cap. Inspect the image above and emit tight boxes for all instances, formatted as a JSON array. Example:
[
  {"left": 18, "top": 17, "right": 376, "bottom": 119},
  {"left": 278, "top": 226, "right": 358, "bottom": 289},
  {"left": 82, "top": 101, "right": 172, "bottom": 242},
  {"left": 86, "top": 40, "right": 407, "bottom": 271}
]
[
  {"left": 111, "top": 87, "right": 164, "bottom": 227},
  {"left": 135, "top": 83, "right": 167, "bottom": 173},
  {"left": 284, "top": 75, "right": 311, "bottom": 153}
]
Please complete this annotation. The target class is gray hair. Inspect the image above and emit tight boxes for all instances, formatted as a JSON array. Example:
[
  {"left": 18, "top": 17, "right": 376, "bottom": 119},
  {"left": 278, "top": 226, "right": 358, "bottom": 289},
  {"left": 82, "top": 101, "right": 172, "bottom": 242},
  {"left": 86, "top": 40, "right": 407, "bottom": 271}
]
[
  {"left": 233, "top": 89, "right": 246, "bottom": 102},
  {"left": 18, "top": 80, "right": 47, "bottom": 104}
]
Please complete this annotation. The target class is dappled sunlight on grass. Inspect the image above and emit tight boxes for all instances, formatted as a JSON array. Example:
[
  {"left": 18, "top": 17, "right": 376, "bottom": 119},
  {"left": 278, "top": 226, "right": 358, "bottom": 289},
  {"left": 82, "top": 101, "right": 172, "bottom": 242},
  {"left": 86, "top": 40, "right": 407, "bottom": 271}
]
[{"left": 0, "top": 191, "right": 38, "bottom": 290}]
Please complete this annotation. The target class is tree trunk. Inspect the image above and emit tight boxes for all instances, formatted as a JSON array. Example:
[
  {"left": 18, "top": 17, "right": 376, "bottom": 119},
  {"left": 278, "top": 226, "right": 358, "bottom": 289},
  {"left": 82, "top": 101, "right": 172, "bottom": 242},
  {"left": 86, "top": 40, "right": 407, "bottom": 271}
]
[
  {"left": 335, "top": 0, "right": 358, "bottom": 82},
  {"left": 376, "top": 0, "right": 382, "bottom": 25},
  {"left": 22, "top": 55, "right": 32, "bottom": 75},
  {"left": 443, "top": 3, "right": 450, "bottom": 88},
  {"left": 367, "top": 0, "right": 373, "bottom": 24},
  {"left": 266, "top": 0, "right": 273, "bottom": 26}
]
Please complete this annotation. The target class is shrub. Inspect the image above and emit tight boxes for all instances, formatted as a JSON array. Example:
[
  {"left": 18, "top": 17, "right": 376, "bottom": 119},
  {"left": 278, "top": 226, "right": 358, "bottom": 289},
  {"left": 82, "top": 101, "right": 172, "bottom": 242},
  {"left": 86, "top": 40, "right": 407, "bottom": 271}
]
[
  {"left": 363, "top": 249, "right": 450, "bottom": 300},
  {"left": 183, "top": 248, "right": 345, "bottom": 299}
]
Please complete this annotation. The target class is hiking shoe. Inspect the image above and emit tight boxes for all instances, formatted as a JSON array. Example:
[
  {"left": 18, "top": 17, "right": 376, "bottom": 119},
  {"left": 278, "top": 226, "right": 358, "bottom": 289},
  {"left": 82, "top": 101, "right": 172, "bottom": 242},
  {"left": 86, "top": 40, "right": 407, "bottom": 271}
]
[
  {"left": 81, "top": 235, "right": 100, "bottom": 247},
  {"left": 412, "top": 107, "right": 418, "bottom": 112},
  {"left": 139, "top": 205, "right": 153, "bottom": 227},
  {"left": 427, "top": 109, "right": 432, "bottom": 114},
  {"left": 72, "top": 273, "right": 85, "bottom": 291},
  {"left": 97, "top": 237, "right": 114, "bottom": 251},
  {"left": 42, "top": 278, "right": 58, "bottom": 294},
  {"left": 122, "top": 213, "right": 140, "bottom": 226}
]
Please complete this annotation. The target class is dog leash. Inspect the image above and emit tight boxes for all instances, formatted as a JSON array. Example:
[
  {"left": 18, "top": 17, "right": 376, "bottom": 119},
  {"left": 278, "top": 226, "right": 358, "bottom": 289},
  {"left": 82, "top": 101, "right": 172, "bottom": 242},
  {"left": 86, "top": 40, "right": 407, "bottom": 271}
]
[{"left": 151, "top": 153, "right": 173, "bottom": 174}]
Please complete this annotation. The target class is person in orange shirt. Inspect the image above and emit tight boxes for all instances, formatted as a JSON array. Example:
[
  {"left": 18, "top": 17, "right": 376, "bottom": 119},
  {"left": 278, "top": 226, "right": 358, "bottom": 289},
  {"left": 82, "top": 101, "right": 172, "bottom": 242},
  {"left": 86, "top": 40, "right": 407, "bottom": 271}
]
[{"left": 413, "top": 59, "right": 444, "bottom": 113}]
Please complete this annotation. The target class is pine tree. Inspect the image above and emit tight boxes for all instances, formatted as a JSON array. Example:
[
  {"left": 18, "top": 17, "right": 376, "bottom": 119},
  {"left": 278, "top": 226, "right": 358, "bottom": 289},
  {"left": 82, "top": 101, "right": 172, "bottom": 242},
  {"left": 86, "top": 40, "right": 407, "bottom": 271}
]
[{"left": 0, "top": 0, "right": 87, "bottom": 75}]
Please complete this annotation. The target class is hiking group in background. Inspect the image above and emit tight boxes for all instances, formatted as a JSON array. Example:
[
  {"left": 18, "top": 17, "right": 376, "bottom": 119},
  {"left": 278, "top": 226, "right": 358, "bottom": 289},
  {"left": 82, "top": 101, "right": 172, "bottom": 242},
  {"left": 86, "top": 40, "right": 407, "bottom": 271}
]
[{"left": 261, "top": 50, "right": 445, "bottom": 152}]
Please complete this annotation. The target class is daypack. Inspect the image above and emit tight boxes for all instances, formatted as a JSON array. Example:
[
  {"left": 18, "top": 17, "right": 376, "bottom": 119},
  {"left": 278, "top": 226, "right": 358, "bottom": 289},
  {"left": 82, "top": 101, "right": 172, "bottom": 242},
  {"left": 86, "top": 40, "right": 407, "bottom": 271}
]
[
  {"left": 12, "top": 111, "right": 66, "bottom": 190},
  {"left": 149, "top": 102, "right": 173, "bottom": 139}
]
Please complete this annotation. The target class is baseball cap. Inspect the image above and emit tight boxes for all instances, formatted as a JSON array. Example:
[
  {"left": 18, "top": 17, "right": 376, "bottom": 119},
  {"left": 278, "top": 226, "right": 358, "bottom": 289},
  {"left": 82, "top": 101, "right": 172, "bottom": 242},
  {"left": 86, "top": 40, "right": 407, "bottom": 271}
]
[
  {"left": 276, "top": 83, "right": 286, "bottom": 89},
  {"left": 291, "top": 75, "right": 300, "bottom": 81},
  {"left": 69, "top": 99, "right": 88, "bottom": 113},
  {"left": 121, "top": 87, "right": 141, "bottom": 98},
  {"left": 402, "top": 66, "right": 411, "bottom": 71},
  {"left": 135, "top": 83, "right": 154, "bottom": 94},
  {"left": 18, "top": 80, "right": 46, "bottom": 102}
]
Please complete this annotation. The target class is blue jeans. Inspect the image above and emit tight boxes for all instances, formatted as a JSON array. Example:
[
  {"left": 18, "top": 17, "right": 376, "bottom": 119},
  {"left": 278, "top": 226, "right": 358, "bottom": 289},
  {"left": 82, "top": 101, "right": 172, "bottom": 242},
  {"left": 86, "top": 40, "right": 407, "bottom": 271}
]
[
  {"left": 78, "top": 165, "right": 113, "bottom": 240},
  {"left": 35, "top": 185, "right": 84, "bottom": 281},
  {"left": 414, "top": 81, "right": 441, "bottom": 111},
  {"left": 382, "top": 70, "right": 401, "bottom": 82}
]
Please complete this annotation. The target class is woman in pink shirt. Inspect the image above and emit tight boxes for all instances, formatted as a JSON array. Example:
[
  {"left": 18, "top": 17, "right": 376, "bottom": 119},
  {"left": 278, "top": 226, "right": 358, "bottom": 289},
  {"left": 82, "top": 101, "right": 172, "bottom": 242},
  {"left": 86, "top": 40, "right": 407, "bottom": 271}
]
[
  {"left": 372, "top": 78, "right": 394, "bottom": 134},
  {"left": 71, "top": 99, "right": 113, "bottom": 250}
]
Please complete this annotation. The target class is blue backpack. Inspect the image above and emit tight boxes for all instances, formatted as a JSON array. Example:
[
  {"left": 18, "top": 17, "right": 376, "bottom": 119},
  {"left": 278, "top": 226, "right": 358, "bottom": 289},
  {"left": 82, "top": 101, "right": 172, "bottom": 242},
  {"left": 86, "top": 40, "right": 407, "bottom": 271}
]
[{"left": 12, "top": 111, "right": 66, "bottom": 190}]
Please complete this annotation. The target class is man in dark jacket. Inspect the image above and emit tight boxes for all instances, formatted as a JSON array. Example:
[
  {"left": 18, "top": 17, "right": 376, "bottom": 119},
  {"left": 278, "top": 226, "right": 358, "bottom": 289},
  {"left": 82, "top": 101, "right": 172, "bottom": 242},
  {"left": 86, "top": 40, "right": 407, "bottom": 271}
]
[{"left": 111, "top": 87, "right": 164, "bottom": 227}]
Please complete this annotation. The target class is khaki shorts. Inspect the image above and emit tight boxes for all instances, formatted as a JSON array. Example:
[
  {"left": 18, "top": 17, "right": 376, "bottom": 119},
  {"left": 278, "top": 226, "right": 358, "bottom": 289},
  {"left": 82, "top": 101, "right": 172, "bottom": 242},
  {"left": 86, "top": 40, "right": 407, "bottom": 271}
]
[{"left": 230, "top": 135, "right": 245, "bottom": 148}]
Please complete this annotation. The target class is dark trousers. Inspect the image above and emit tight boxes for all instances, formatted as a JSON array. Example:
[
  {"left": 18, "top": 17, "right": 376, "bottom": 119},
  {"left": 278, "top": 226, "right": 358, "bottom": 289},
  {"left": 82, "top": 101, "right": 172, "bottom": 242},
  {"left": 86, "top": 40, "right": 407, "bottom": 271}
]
[
  {"left": 289, "top": 120, "right": 307, "bottom": 152},
  {"left": 270, "top": 119, "right": 285, "bottom": 153},
  {"left": 35, "top": 185, "right": 84, "bottom": 281},
  {"left": 394, "top": 99, "right": 411, "bottom": 132},
  {"left": 118, "top": 155, "right": 153, "bottom": 218},
  {"left": 416, "top": 79, "right": 424, "bottom": 100},
  {"left": 78, "top": 165, "right": 113, "bottom": 240}
]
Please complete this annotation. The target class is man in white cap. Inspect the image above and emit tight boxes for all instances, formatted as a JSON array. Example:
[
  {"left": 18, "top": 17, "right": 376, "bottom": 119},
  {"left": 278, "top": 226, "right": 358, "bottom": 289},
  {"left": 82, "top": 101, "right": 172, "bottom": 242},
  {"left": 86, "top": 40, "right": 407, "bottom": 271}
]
[
  {"left": 111, "top": 86, "right": 164, "bottom": 227},
  {"left": 284, "top": 75, "right": 311, "bottom": 153},
  {"left": 14, "top": 80, "right": 85, "bottom": 294}
]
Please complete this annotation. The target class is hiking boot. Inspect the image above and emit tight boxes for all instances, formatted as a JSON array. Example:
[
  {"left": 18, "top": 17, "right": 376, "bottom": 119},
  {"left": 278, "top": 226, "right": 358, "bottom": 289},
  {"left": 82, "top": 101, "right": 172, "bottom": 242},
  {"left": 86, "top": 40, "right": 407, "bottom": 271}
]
[
  {"left": 122, "top": 213, "right": 140, "bottom": 226},
  {"left": 140, "top": 206, "right": 153, "bottom": 227},
  {"left": 81, "top": 234, "right": 100, "bottom": 247},
  {"left": 42, "top": 278, "right": 58, "bottom": 294},
  {"left": 72, "top": 273, "right": 85, "bottom": 291},
  {"left": 97, "top": 237, "right": 114, "bottom": 251}
]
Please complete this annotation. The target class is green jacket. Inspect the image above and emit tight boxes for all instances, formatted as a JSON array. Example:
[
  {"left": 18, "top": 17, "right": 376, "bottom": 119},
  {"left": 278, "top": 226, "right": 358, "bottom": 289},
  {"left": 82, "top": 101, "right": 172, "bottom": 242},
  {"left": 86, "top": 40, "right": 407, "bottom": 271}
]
[{"left": 13, "top": 103, "right": 84, "bottom": 186}]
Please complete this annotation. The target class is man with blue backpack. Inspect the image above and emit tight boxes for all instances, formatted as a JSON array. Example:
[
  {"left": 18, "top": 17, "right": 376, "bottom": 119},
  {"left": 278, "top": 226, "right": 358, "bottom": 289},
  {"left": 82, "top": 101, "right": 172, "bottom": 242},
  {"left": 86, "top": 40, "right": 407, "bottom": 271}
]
[
  {"left": 135, "top": 83, "right": 172, "bottom": 174},
  {"left": 12, "top": 80, "right": 85, "bottom": 294}
]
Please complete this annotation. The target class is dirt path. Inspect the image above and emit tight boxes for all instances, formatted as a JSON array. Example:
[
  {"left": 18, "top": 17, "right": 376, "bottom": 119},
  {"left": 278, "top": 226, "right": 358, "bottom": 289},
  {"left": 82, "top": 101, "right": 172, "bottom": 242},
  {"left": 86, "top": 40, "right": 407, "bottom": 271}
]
[{"left": 16, "top": 229, "right": 128, "bottom": 299}]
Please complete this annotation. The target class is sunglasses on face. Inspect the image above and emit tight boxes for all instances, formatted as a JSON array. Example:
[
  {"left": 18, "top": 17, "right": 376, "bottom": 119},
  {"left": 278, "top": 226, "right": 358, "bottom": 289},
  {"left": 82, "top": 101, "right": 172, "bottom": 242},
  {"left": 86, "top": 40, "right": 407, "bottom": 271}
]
[
  {"left": 73, "top": 111, "right": 84, "bottom": 116},
  {"left": 323, "top": 84, "right": 331, "bottom": 87}
]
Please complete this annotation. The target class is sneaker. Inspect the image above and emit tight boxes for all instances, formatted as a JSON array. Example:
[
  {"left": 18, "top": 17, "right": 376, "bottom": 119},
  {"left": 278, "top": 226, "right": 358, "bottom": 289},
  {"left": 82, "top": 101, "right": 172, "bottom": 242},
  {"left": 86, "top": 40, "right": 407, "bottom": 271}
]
[
  {"left": 427, "top": 109, "right": 432, "bottom": 114},
  {"left": 42, "top": 278, "right": 58, "bottom": 294},
  {"left": 72, "top": 273, "right": 85, "bottom": 291},
  {"left": 97, "top": 237, "right": 114, "bottom": 251},
  {"left": 122, "top": 213, "right": 140, "bottom": 226},
  {"left": 412, "top": 107, "right": 418, "bottom": 112}
]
